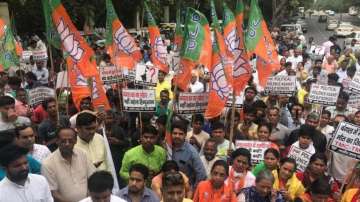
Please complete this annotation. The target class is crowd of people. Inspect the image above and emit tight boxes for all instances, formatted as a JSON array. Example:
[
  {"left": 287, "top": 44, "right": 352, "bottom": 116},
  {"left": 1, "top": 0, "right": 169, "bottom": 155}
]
[{"left": 0, "top": 19, "right": 360, "bottom": 202}]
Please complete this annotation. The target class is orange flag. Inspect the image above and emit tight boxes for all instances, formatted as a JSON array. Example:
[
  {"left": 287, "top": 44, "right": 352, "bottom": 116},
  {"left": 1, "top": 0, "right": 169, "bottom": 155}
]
[
  {"left": 222, "top": 0, "right": 251, "bottom": 95},
  {"left": 144, "top": 2, "right": 169, "bottom": 73},
  {"left": 50, "top": 0, "right": 98, "bottom": 77},
  {"left": 205, "top": 0, "right": 231, "bottom": 119},
  {"left": 67, "top": 57, "right": 91, "bottom": 110},
  {"left": 173, "top": 8, "right": 212, "bottom": 91},
  {"left": 67, "top": 57, "right": 111, "bottom": 111},
  {"left": 105, "top": 0, "right": 142, "bottom": 69},
  {"left": 245, "top": 0, "right": 280, "bottom": 87}
]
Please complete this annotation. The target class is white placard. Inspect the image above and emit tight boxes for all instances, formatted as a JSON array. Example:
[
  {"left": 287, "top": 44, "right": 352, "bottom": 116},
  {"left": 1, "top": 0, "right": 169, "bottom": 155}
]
[
  {"left": 226, "top": 92, "right": 244, "bottom": 108},
  {"left": 287, "top": 145, "right": 312, "bottom": 172},
  {"left": 177, "top": 92, "right": 209, "bottom": 114},
  {"left": 100, "top": 66, "right": 122, "bottom": 85},
  {"left": 348, "top": 93, "right": 360, "bottom": 109},
  {"left": 28, "top": 87, "right": 56, "bottom": 106},
  {"left": 308, "top": 84, "right": 340, "bottom": 106},
  {"left": 21, "top": 51, "right": 32, "bottom": 63},
  {"left": 56, "top": 71, "right": 69, "bottom": 89},
  {"left": 135, "top": 63, "right": 158, "bottom": 86},
  {"left": 329, "top": 121, "right": 360, "bottom": 160},
  {"left": 122, "top": 89, "right": 156, "bottom": 112},
  {"left": 349, "top": 71, "right": 360, "bottom": 94},
  {"left": 235, "top": 140, "right": 272, "bottom": 164},
  {"left": 264, "top": 76, "right": 296, "bottom": 95},
  {"left": 32, "top": 50, "right": 48, "bottom": 61}
]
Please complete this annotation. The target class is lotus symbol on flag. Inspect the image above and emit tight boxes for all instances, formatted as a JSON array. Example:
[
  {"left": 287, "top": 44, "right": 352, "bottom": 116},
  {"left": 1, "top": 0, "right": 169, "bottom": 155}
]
[
  {"left": 211, "top": 63, "right": 230, "bottom": 100},
  {"left": 224, "top": 28, "right": 249, "bottom": 78},
  {"left": 114, "top": 26, "right": 137, "bottom": 55},
  {"left": 74, "top": 67, "right": 88, "bottom": 86},
  {"left": 91, "top": 78, "right": 100, "bottom": 99},
  {"left": 57, "top": 18, "right": 84, "bottom": 61},
  {"left": 154, "top": 36, "right": 167, "bottom": 64}
]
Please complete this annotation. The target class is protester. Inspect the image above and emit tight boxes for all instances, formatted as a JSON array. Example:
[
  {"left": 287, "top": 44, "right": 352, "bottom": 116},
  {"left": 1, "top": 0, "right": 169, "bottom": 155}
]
[
  {"left": 211, "top": 121, "right": 235, "bottom": 160},
  {"left": 0, "top": 95, "right": 31, "bottom": 131},
  {"left": 238, "top": 170, "right": 285, "bottom": 202},
  {"left": 0, "top": 144, "right": 53, "bottom": 202},
  {"left": 117, "top": 163, "right": 160, "bottom": 202},
  {"left": 272, "top": 158, "right": 305, "bottom": 201},
  {"left": 227, "top": 148, "right": 256, "bottom": 194},
  {"left": 200, "top": 138, "right": 220, "bottom": 177},
  {"left": 41, "top": 127, "right": 96, "bottom": 202},
  {"left": 14, "top": 125, "right": 51, "bottom": 162},
  {"left": 294, "top": 177, "right": 332, "bottom": 202},
  {"left": 151, "top": 160, "right": 191, "bottom": 200},
  {"left": 193, "top": 160, "right": 237, "bottom": 202},
  {"left": 186, "top": 114, "right": 209, "bottom": 151},
  {"left": 170, "top": 121, "right": 207, "bottom": 188},
  {"left": 252, "top": 148, "right": 280, "bottom": 177},
  {"left": 120, "top": 125, "right": 166, "bottom": 183},
  {"left": 161, "top": 171, "right": 193, "bottom": 202},
  {"left": 80, "top": 171, "right": 126, "bottom": 202}
]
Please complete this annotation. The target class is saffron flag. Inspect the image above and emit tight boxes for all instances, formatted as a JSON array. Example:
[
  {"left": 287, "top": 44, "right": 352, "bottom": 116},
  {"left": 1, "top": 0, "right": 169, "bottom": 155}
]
[
  {"left": 49, "top": 0, "right": 97, "bottom": 77},
  {"left": 223, "top": 0, "right": 251, "bottom": 95},
  {"left": 42, "top": 0, "right": 61, "bottom": 49},
  {"left": 144, "top": 2, "right": 169, "bottom": 73},
  {"left": 245, "top": 0, "right": 280, "bottom": 87},
  {"left": 67, "top": 57, "right": 110, "bottom": 111},
  {"left": 205, "top": 0, "right": 231, "bottom": 119},
  {"left": 67, "top": 57, "right": 91, "bottom": 110},
  {"left": 173, "top": 8, "right": 212, "bottom": 91},
  {"left": 0, "top": 18, "right": 19, "bottom": 72},
  {"left": 105, "top": 0, "right": 141, "bottom": 69}
]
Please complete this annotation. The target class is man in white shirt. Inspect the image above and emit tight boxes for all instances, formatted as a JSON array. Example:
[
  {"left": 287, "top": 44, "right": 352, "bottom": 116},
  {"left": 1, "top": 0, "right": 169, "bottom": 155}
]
[
  {"left": 322, "top": 36, "right": 336, "bottom": 56},
  {"left": 317, "top": 110, "right": 334, "bottom": 142},
  {"left": 0, "top": 96, "right": 31, "bottom": 132},
  {"left": 32, "top": 65, "right": 49, "bottom": 86},
  {"left": 0, "top": 144, "right": 53, "bottom": 202},
  {"left": 200, "top": 138, "right": 220, "bottom": 177},
  {"left": 189, "top": 70, "right": 204, "bottom": 93},
  {"left": 286, "top": 48, "right": 303, "bottom": 69},
  {"left": 186, "top": 114, "right": 210, "bottom": 151},
  {"left": 80, "top": 171, "right": 125, "bottom": 202},
  {"left": 14, "top": 125, "right": 51, "bottom": 162}
]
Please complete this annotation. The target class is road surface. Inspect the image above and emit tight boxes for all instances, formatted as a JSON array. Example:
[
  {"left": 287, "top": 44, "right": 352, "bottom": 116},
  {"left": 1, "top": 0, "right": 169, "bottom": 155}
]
[{"left": 305, "top": 13, "right": 360, "bottom": 47}]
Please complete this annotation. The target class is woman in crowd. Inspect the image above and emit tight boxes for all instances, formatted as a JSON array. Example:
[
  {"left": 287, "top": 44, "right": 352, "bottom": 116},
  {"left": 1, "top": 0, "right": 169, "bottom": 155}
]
[
  {"left": 193, "top": 160, "right": 236, "bottom": 202},
  {"left": 256, "top": 122, "right": 280, "bottom": 152},
  {"left": 238, "top": 170, "right": 285, "bottom": 202},
  {"left": 227, "top": 148, "right": 256, "bottom": 195},
  {"left": 296, "top": 153, "right": 340, "bottom": 201},
  {"left": 273, "top": 157, "right": 305, "bottom": 201},
  {"left": 252, "top": 148, "right": 280, "bottom": 177},
  {"left": 341, "top": 188, "right": 360, "bottom": 202},
  {"left": 344, "top": 161, "right": 360, "bottom": 191}
]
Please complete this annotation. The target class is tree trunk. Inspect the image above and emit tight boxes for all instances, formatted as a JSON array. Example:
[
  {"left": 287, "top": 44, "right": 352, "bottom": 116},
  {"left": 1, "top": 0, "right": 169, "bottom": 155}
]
[{"left": 271, "top": 0, "right": 289, "bottom": 26}]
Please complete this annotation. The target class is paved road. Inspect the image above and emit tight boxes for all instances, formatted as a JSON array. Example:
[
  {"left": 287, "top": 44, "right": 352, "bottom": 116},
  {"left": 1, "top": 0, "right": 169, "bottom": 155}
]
[{"left": 305, "top": 13, "right": 360, "bottom": 47}]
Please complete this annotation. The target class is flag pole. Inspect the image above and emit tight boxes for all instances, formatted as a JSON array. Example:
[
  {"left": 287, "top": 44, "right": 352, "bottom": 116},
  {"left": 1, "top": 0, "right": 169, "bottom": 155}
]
[
  {"left": 228, "top": 89, "right": 236, "bottom": 151},
  {"left": 48, "top": 44, "right": 60, "bottom": 123}
]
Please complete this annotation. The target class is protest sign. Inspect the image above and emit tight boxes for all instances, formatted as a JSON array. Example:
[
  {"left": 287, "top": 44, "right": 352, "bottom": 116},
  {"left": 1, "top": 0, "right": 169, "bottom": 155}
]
[
  {"left": 264, "top": 76, "right": 296, "bottom": 95},
  {"left": 235, "top": 140, "right": 271, "bottom": 164},
  {"left": 100, "top": 66, "right": 122, "bottom": 85},
  {"left": 28, "top": 87, "right": 56, "bottom": 106},
  {"left": 135, "top": 63, "right": 158, "bottom": 86},
  {"left": 308, "top": 84, "right": 340, "bottom": 106},
  {"left": 21, "top": 51, "right": 32, "bottom": 63},
  {"left": 348, "top": 93, "right": 360, "bottom": 110},
  {"left": 122, "top": 89, "right": 156, "bottom": 112},
  {"left": 287, "top": 145, "right": 313, "bottom": 172},
  {"left": 32, "top": 50, "right": 48, "bottom": 61},
  {"left": 226, "top": 92, "right": 244, "bottom": 108},
  {"left": 329, "top": 121, "right": 360, "bottom": 160},
  {"left": 349, "top": 71, "right": 360, "bottom": 94},
  {"left": 56, "top": 71, "right": 69, "bottom": 89},
  {"left": 177, "top": 92, "right": 209, "bottom": 114}
]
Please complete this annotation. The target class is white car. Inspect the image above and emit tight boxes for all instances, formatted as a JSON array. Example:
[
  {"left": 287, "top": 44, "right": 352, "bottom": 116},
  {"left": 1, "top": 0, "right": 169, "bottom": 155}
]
[
  {"left": 335, "top": 23, "right": 354, "bottom": 37},
  {"left": 326, "top": 19, "right": 338, "bottom": 30}
]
